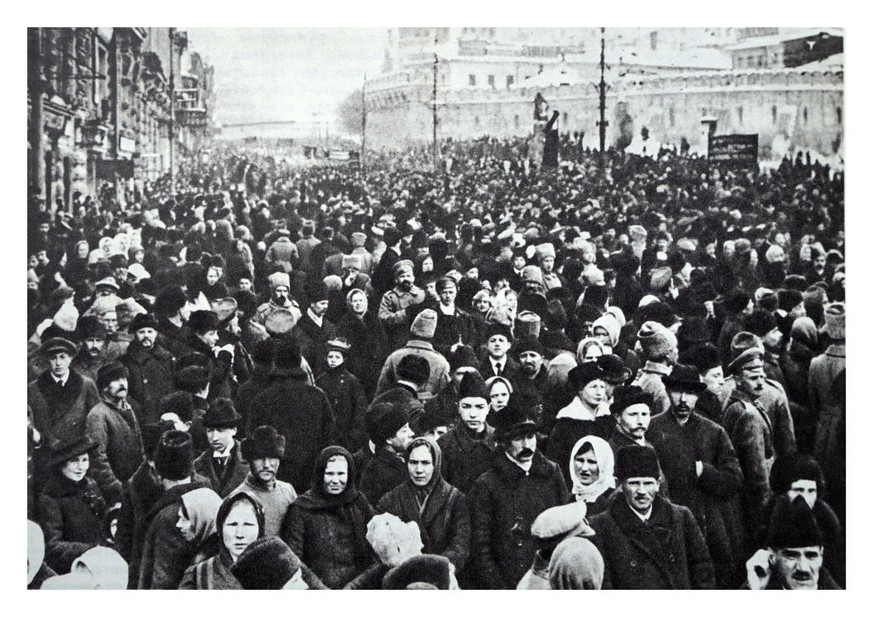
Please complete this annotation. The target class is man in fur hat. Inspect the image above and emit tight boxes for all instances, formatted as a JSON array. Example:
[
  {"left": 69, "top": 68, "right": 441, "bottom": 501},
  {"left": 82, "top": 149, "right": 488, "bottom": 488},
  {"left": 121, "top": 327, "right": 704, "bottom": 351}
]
[
  {"left": 469, "top": 399, "right": 569, "bottom": 588},
  {"left": 71, "top": 316, "right": 110, "bottom": 383},
  {"left": 376, "top": 309, "right": 450, "bottom": 397},
  {"left": 589, "top": 445, "right": 715, "bottom": 589},
  {"left": 120, "top": 312, "right": 175, "bottom": 425},
  {"left": 510, "top": 335, "right": 550, "bottom": 425},
  {"left": 230, "top": 426, "right": 298, "bottom": 537},
  {"left": 254, "top": 271, "right": 302, "bottom": 326},
  {"left": 293, "top": 281, "right": 336, "bottom": 376},
  {"left": 360, "top": 401, "right": 416, "bottom": 505},
  {"left": 378, "top": 259, "right": 426, "bottom": 352}
]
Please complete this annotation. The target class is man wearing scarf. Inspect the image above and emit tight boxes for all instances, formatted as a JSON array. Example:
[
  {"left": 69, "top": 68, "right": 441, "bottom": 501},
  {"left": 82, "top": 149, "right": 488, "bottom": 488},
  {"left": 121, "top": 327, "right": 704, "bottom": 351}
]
[{"left": 376, "top": 437, "right": 471, "bottom": 574}]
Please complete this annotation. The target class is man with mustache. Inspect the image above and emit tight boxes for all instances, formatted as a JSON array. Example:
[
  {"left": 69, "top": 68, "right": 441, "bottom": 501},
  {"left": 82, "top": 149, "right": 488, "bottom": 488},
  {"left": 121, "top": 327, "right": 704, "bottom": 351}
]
[
  {"left": 723, "top": 343, "right": 776, "bottom": 545},
  {"left": 121, "top": 312, "right": 175, "bottom": 425},
  {"left": 230, "top": 426, "right": 298, "bottom": 537},
  {"left": 589, "top": 445, "right": 715, "bottom": 589},
  {"left": 70, "top": 316, "right": 109, "bottom": 383},
  {"left": 85, "top": 362, "right": 145, "bottom": 505},
  {"left": 378, "top": 260, "right": 426, "bottom": 352},
  {"left": 648, "top": 364, "right": 745, "bottom": 588},
  {"left": 744, "top": 494, "right": 841, "bottom": 589},
  {"left": 509, "top": 335, "right": 550, "bottom": 425},
  {"left": 469, "top": 400, "right": 569, "bottom": 588}
]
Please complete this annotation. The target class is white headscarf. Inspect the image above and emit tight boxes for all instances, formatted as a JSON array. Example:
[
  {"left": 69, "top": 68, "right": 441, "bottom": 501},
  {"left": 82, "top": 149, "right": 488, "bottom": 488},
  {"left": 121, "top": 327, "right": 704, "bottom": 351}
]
[
  {"left": 568, "top": 436, "right": 616, "bottom": 503},
  {"left": 27, "top": 520, "right": 45, "bottom": 585}
]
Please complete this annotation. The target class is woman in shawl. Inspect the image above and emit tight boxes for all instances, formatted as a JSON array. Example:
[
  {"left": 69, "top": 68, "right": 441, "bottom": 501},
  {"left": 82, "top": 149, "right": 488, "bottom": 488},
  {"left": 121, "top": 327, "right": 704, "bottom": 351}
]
[
  {"left": 376, "top": 437, "right": 471, "bottom": 573},
  {"left": 281, "top": 446, "right": 375, "bottom": 589},
  {"left": 567, "top": 436, "right": 616, "bottom": 517},
  {"left": 173, "top": 487, "right": 223, "bottom": 564}
]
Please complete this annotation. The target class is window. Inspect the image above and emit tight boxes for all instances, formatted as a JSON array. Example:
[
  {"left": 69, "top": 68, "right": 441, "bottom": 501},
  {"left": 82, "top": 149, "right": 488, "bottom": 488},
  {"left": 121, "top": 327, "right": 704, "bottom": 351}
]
[
  {"left": 468, "top": 74, "right": 476, "bottom": 86},
  {"left": 514, "top": 114, "right": 520, "bottom": 128},
  {"left": 836, "top": 106, "right": 842, "bottom": 125},
  {"left": 563, "top": 112, "right": 568, "bottom": 124},
  {"left": 737, "top": 106, "right": 743, "bottom": 125},
  {"left": 488, "top": 74, "right": 495, "bottom": 88},
  {"left": 506, "top": 75, "right": 514, "bottom": 88},
  {"left": 737, "top": 57, "right": 744, "bottom": 68},
  {"left": 803, "top": 107, "right": 808, "bottom": 124},
  {"left": 772, "top": 105, "right": 778, "bottom": 124}
]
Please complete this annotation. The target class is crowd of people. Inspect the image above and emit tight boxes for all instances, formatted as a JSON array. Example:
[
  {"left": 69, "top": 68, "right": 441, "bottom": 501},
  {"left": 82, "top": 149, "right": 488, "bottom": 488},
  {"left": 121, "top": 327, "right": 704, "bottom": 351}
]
[{"left": 26, "top": 136, "right": 845, "bottom": 590}]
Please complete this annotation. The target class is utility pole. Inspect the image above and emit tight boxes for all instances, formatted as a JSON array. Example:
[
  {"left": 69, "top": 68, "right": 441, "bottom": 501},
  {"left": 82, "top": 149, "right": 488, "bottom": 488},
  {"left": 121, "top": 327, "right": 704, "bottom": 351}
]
[
  {"left": 432, "top": 33, "right": 439, "bottom": 174},
  {"left": 168, "top": 27, "right": 176, "bottom": 197},
  {"left": 28, "top": 28, "right": 46, "bottom": 200},
  {"left": 597, "top": 27, "right": 608, "bottom": 167},
  {"left": 361, "top": 73, "right": 367, "bottom": 174}
]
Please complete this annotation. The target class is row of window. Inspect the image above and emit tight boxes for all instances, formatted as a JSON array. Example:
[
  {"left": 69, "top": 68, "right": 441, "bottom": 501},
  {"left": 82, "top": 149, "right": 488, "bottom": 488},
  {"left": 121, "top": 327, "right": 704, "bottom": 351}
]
[{"left": 468, "top": 74, "right": 515, "bottom": 88}]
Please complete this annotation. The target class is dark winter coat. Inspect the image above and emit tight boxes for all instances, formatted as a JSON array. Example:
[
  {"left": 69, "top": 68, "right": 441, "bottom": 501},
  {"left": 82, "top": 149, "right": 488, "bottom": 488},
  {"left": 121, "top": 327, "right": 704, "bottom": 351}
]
[
  {"left": 377, "top": 439, "right": 471, "bottom": 571},
  {"left": 432, "top": 306, "right": 478, "bottom": 357},
  {"left": 335, "top": 310, "right": 387, "bottom": 398},
  {"left": 193, "top": 440, "right": 249, "bottom": 497},
  {"left": 649, "top": 411, "right": 746, "bottom": 588},
  {"left": 589, "top": 494, "right": 715, "bottom": 589},
  {"left": 438, "top": 423, "right": 498, "bottom": 495},
  {"left": 469, "top": 450, "right": 570, "bottom": 589},
  {"left": 247, "top": 372, "right": 338, "bottom": 491},
  {"left": 316, "top": 365, "right": 369, "bottom": 452},
  {"left": 294, "top": 313, "right": 337, "bottom": 377},
  {"left": 121, "top": 341, "right": 175, "bottom": 425},
  {"left": 37, "top": 473, "right": 107, "bottom": 574},
  {"left": 233, "top": 366, "right": 272, "bottom": 431},
  {"left": 85, "top": 398, "right": 144, "bottom": 504},
  {"left": 281, "top": 446, "right": 374, "bottom": 589},
  {"left": 359, "top": 446, "right": 408, "bottom": 507}
]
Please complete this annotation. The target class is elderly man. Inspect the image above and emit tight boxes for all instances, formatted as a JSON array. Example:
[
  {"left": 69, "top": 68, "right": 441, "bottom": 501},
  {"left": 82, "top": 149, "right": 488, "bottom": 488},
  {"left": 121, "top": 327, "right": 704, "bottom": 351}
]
[
  {"left": 648, "top": 364, "right": 745, "bottom": 588},
  {"left": 469, "top": 400, "right": 569, "bottom": 589},
  {"left": 722, "top": 344, "right": 776, "bottom": 543},
  {"left": 589, "top": 445, "right": 715, "bottom": 589},
  {"left": 85, "top": 362, "right": 144, "bottom": 505},
  {"left": 744, "top": 495, "right": 841, "bottom": 589},
  {"left": 230, "top": 425, "right": 298, "bottom": 537},
  {"left": 121, "top": 312, "right": 175, "bottom": 425},
  {"left": 378, "top": 259, "right": 426, "bottom": 352},
  {"left": 376, "top": 309, "right": 450, "bottom": 397},
  {"left": 254, "top": 271, "right": 302, "bottom": 326}
]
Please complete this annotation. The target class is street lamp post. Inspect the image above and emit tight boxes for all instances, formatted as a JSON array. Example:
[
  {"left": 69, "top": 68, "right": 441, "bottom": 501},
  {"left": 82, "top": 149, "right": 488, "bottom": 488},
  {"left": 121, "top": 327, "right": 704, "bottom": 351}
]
[{"left": 168, "top": 27, "right": 176, "bottom": 197}]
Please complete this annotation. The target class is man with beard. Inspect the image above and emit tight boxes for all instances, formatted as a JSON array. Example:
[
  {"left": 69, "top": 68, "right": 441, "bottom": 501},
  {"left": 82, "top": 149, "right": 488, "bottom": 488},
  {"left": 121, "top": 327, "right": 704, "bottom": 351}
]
[
  {"left": 509, "top": 335, "right": 550, "bottom": 425},
  {"left": 121, "top": 313, "right": 175, "bottom": 425},
  {"left": 231, "top": 426, "right": 298, "bottom": 537},
  {"left": 744, "top": 495, "right": 841, "bottom": 589},
  {"left": 608, "top": 385, "right": 655, "bottom": 454},
  {"left": 723, "top": 345, "right": 776, "bottom": 542},
  {"left": 589, "top": 445, "right": 715, "bottom": 589},
  {"left": 71, "top": 316, "right": 110, "bottom": 383},
  {"left": 85, "top": 362, "right": 144, "bottom": 505},
  {"left": 648, "top": 364, "right": 745, "bottom": 588},
  {"left": 378, "top": 260, "right": 426, "bottom": 352},
  {"left": 469, "top": 400, "right": 569, "bottom": 589}
]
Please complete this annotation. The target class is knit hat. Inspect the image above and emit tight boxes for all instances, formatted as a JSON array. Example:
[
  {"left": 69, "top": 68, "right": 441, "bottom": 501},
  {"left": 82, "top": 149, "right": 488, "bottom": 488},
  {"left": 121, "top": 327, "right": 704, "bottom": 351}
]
[
  {"left": 75, "top": 315, "right": 107, "bottom": 341},
  {"left": 513, "top": 334, "right": 545, "bottom": 359},
  {"left": 159, "top": 391, "right": 194, "bottom": 423},
  {"left": 531, "top": 500, "right": 595, "bottom": 543},
  {"left": 396, "top": 354, "right": 430, "bottom": 386},
  {"left": 392, "top": 260, "right": 414, "bottom": 278},
  {"left": 267, "top": 271, "right": 290, "bottom": 291},
  {"left": 610, "top": 385, "right": 654, "bottom": 416},
  {"left": 383, "top": 555, "right": 454, "bottom": 590},
  {"left": 48, "top": 435, "right": 98, "bottom": 469},
  {"left": 265, "top": 308, "right": 297, "bottom": 336},
  {"left": 824, "top": 302, "right": 845, "bottom": 339},
  {"left": 153, "top": 430, "right": 194, "bottom": 480},
  {"left": 767, "top": 495, "right": 823, "bottom": 549},
  {"left": 448, "top": 345, "right": 479, "bottom": 372},
  {"left": 367, "top": 402, "right": 411, "bottom": 445},
  {"left": 40, "top": 336, "right": 77, "bottom": 357},
  {"left": 231, "top": 537, "right": 303, "bottom": 589},
  {"left": 188, "top": 310, "right": 219, "bottom": 334},
  {"left": 96, "top": 362, "right": 129, "bottom": 391},
  {"left": 744, "top": 309, "right": 777, "bottom": 338},
  {"left": 490, "top": 398, "right": 538, "bottom": 442},
  {"left": 366, "top": 513, "right": 424, "bottom": 568},
  {"left": 202, "top": 398, "right": 241, "bottom": 429},
  {"left": 596, "top": 354, "right": 632, "bottom": 385},
  {"left": 516, "top": 310, "right": 542, "bottom": 339},
  {"left": 341, "top": 254, "right": 363, "bottom": 270},
  {"left": 615, "top": 445, "right": 661, "bottom": 481},
  {"left": 649, "top": 266, "right": 672, "bottom": 292},
  {"left": 241, "top": 425, "right": 286, "bottom": 460},
  {"left": 129, "top": 312, "right": 158, "bottom": 333},
  {"left": 410, "top": 309, "right": 437, "bottom": 339},
  {"left": 457, "top": 371, "right": 488, "bottom": 401},
  {"left": 662, "top": 363, "right": 707, "bottom": 393},
  {"left": 680, "top": 343, "right": 721, "bottom": 374},
  {"left": 637, "top": 321, "right": 678, "bottom": 360}
]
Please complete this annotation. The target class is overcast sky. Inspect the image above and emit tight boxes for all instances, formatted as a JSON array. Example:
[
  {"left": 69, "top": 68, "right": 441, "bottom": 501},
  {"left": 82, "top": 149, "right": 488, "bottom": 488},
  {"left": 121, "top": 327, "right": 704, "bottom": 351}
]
[{"left": 186, "top": 28, "right": 387, "bottom": 128}]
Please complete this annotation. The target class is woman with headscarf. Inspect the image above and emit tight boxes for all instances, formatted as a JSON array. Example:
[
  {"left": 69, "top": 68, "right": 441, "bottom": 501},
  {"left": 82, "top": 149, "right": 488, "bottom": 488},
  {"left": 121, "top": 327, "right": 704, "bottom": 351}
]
[
  {"left": 37, "top": 436, "right": 107, "bottom": 574},
  {"left": 567, "top": 436, "right": 616, "bottom": 516},
  {"left": 281, "top": 446, "right": 375, "bottom": 589},
  {"left": 62, "top": 240, "right": 91, "bottom": 287},
  {"left": 780, "top": 316, "right": 819, "bottom": 450},
  {"left": 547, "top": 537, "right": 605, "bottom": 590},
  {"left": 376, "top": 437, "right": 471, "bottom": 573},
  {"left": 485, "top": 375, "right": 513, "bottom": 415},
  {"left": 335, "top": 288, "right": 386, "bottom": 398}
]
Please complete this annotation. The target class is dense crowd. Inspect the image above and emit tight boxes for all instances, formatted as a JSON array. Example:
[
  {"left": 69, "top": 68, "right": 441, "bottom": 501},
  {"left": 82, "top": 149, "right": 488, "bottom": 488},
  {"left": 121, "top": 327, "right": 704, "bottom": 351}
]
[{"left": 26, "top": 138, "right": 845, "bottom": 590}]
